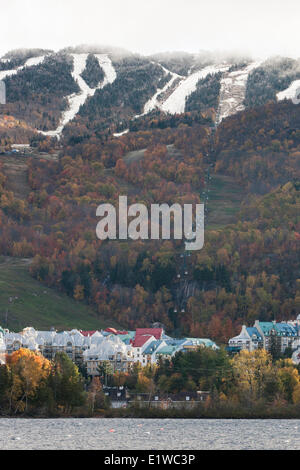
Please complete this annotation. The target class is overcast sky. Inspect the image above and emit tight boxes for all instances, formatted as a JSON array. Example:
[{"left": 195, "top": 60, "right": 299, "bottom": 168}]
[{"left": 0, "top": 0, "right": 299, "bottom": 59}]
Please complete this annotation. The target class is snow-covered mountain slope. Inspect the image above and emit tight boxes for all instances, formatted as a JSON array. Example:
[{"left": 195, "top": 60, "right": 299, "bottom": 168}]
[
  {"left": 143, "top": 64, "right": 183, "bottom": 115},
  {"left": 132, "top": 64, "right": 182, "bottom": 120},
  {"left": 94, "top": 54, "right": 117, "bottom": 86},
  {"left": 216, "top": 61, "right": 263, "bottom": 125},
  {"left": 39, "top": 53, "right": 117, "bottom": 138},
  {"left": 0, "top": 56, "right": 45, "bottom": 81},
  {"left": 116, "top": 61, "right": 264, "bottom": 132},
  {"left": 161, "top": 64, "right": 229, "bottom": 115},
  {"left": 1, "top": 47, "right": 296, "bottom": 139},
  {"left": 277, "top": 79, "right": 300, "bottom": 103}
]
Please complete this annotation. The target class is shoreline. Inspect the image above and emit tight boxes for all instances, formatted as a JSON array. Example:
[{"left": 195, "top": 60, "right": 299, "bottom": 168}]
[{"left": 2, "top": 407, "right": 300, "bottom": 420}]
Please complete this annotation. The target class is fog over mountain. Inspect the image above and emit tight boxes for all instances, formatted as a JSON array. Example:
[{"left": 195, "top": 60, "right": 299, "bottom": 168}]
[{"left": 0, "top": 0, "right": 299, "bottom": 59}]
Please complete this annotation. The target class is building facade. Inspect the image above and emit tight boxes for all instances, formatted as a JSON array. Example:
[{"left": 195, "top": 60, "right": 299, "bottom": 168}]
[
  {"left": 0, "top": 325, "right": 219, "bottom": 374},
  {"left": 228, "top": 317, "right": 300, "bottom": 356}
]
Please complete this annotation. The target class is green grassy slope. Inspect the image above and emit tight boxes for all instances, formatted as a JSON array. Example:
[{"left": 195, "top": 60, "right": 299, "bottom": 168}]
[
  {"left": 0, "top": 257, "right": 117, "bottom": 331},
  {"left": 205, "top": 174, "right": 246, "bottom": 230}
]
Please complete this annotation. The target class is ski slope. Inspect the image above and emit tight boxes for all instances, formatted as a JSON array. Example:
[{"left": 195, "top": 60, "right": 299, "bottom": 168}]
[
  {"left": 143, "top": 64, "right": 183, "bottom": 115},
  {"left": 161, "top": 64, "right": 229, "bottom": 115},
  {"left": 113, "top": 129, "right": 129, "bottom": 137},
  {"left": 277, "top": 79, "right": 300, "bottom": 103},
  {"left": 39, "top": 53, "right": 117, "bottom": 138},
  {"left": 0, "top": 55, "right": 45, "bottom": 81},
  {"left": 216, "top": 61, "right": 263, "bottom": 125}
]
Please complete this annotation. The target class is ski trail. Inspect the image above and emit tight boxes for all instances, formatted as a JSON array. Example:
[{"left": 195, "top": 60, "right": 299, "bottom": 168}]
[
  {"left": 142, "top": 64, "right": 183, "bottom": 115},
  {"left": 39, "top": 53, "right": 117, "bottom": 138},
  {"left": 277, "top": 79, "right": 300, "bottom": 103},
  {"left": 216, "top": 61, "right": 263, "bottom": 125},
  {"left": 95, "top": 54, "right": 117, "bottom": 86},
  {"left": 113, "top": 129, "right": 129, "bottom": 137},
  {"left": 0, "top": 56, "right": 45, "bottom": 81},
  {"left": 132, "top": 63, "right": 182, "bottom": 120},
  {"left": 160, "top": 64, "right": 229, "bottom": 115}
]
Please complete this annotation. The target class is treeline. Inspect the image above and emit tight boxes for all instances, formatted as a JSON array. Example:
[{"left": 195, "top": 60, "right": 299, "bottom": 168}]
[
  {"left": 0, "top": 350, "right": 87, "bottom": 416},
  {"left": 245, "top": 57, "right": 300, "bottom": 108},
  {"left": 78, "top": 58, "right": 165, "bottom": 132},
  {"left": 2, "top": 53, "right": 79, "bottom": 130},
  {"left": 215, "top": 100, "right": 300, "bottom": 191},
  {"left": 0, "top": 115, "right": 299, "bottom": 340},
  {"left": 3, "top": 347, "right": 300, "bottom": 418},
  {"left": 105, "top": 348, "right": 300, "bottom": 419},
  {"left": 81, "top": 54, "right": 104, "bottom": 88},
  {"left": 122, "top": 348, "right": 300, "bottom": 402},
  {"left": 185, "top": 72, "right": 222, "bottom": 112},
  {"left": 148, "top": 52, "right": 195, "bottom": 76}
]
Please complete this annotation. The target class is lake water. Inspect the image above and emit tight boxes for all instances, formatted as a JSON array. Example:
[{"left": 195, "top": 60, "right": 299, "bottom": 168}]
[{"left": 0, "top": 418, "right": 299, "bottom": 450}]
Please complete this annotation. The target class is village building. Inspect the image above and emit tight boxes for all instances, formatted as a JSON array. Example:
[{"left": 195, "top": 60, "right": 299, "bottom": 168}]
[
  {"left": 228, "top": 317, "right": 300, "bottom": 355},
  {"left": 83, "top": 334, "right": 133, "bottom": 376},
  {"left": 228, "top": 325, "right": 263, "bottom": 352},
  {"left": 0, "top": 325, "right": 219, "bottom": 373}
]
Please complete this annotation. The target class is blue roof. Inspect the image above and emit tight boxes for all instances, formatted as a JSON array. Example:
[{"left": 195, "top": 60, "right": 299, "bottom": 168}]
[
  {"left": 143, "top": 340, "right": 164, "bottom": 355},
  {"left": 275, "top": 323, "right": 297, "bottom": 336},
  {"left": 257, "top": 321, "right": 297, "bottom": 337},
  {"left": 246, "top": 327, "right": 262, "bottom": 340},
  {"left": 162, "top": 333, "right": 172, "bottom": 340},
  {"left": 165, "top": 338, "right": 187, "bottom": 347}
]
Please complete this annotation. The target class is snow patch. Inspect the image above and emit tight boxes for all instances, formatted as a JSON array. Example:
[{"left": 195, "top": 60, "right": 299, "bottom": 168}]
[
  {"left": 216, "top": 61, "right": 263, "bottom": 125},
  {"left": 277, "top": 79, "right": 300, "bottom": 103},
  {"left": 113, "top": 129, "right": 129, "bottom": 137},
  {"left": 95, "top": 54, "right": 117, "bottom": 86},
  {"left": 0, "top": 56, "right": 45, "bottom": 81},
  {"left": 142, "top": 64, "right": 183, "bottom": 115}
]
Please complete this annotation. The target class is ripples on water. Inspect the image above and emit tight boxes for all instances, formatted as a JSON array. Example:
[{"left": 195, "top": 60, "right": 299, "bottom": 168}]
[{"left": 0, "top": 418, "right": 299, "bottom": 450}]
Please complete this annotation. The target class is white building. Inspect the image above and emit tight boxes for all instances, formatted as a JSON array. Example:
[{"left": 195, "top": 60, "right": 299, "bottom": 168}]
[
  {"left": 228, "top": 325, "right": 263, "bottom": 352},
  {"left": 83, "top": 334, "right": 133, "bottom": 376},
  {"left": 4, "top": 327, "right": 92, "bottom": 363},
  {"left": 0, "top": 325, "right": 220, "bottom": 373},
  {"left": 228, "top": 318, "right": 300, "bottom": 355}
]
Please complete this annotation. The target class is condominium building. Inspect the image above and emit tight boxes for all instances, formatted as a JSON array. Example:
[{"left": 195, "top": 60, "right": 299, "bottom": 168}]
[{"left": 228, "top": 317, "right": 300, "bottom": 354}]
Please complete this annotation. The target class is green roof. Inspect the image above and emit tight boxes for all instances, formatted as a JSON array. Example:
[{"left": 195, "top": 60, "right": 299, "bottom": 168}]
[
  {"left": 256, "top": 322, "right": 275, "bottom": 336},
  {"left": 157, "top": 345, "right": 177, "bottom": 355}
]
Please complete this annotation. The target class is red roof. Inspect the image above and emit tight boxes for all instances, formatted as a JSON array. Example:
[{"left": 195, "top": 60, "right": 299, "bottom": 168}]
[
  {"left": 132, "top": 335, "right": 153, "bottom": 348},
  {"left": 105, "top": 328, "right": 128, "bottom": 335},
  {"left": 135, "top": 328, "right": 163, "bottom": 340},
  {"left": 132, "top": 328, "right": 163, "bottom": 347},
  {"left": 80, "top": 330, "right": 96, "bottom": 337}
]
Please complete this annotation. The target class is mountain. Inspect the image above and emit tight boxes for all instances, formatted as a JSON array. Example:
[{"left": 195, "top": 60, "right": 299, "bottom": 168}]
[
  {"left": 0, "top": 45, "right": 299, "bottom": 341},
  {"left": 0, "top": 46, "right": 299, "bottom": 141}
]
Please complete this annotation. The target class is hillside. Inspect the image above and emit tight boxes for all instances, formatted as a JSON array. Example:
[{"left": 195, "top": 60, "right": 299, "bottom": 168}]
[
  {"left": 0, "top": 47, "right": 298, "bottom": 142},
  {"left": 0, "top": 257, "right": 115, "bottom": 331},
  {"left": 0, "top": 45, "right": 299, "bottom": 342}
]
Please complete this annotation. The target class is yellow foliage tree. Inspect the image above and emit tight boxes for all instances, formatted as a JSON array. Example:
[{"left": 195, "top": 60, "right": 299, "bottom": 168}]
[{"left": 7, "top": 348, "right": 51, "bottom": 413}]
